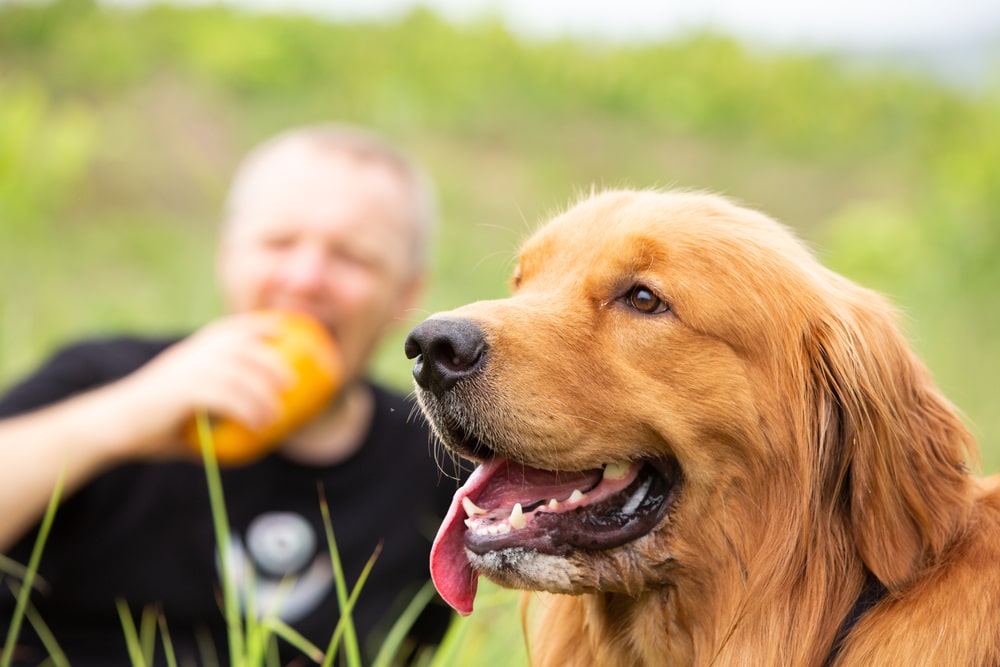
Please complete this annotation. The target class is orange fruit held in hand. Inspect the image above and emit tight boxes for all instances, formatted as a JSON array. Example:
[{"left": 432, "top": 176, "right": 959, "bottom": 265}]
[{"left": 184, "top": 309, "right": 343, "bottom": 466}]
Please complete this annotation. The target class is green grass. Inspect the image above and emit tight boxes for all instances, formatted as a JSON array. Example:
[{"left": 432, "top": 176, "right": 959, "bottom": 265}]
[
  {"left": 1, "top": 467, "right": 66, "bottom": 667},
  {"left": 178, "top": 413, "right": 381, "bottom": 667},
  {"left": 0, "top": 416, "right": 527, "bottom": 667}
]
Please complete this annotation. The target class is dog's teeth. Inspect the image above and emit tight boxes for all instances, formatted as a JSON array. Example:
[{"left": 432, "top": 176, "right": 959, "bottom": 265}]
[
  {"left": 548, "top": 499, "right": 561, "bottom": 510},
  {"left": 568, "top": 489, "right": 586, "bottom": 503},
  {"left": 462, "top": 496, "right": 487, "bottom": 517},
  {"left": 509, "top": 503, "right": 527, "bottom": 529},
  {"left": 486, "top": 523, "right": 510, "bottom": 536},
  {"left": 621, "top": 477, "right": 653, "bottom": 515},
  {"left": 603, "top": 460, "right": 630, "bottom": 480},
  {"left": 464, "top": 518, "right": 473, "bottom": 528}
]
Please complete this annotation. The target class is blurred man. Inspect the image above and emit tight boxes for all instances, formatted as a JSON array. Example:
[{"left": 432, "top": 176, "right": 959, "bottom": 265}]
[{"left": 0, "top": 124, "right": 459, "bottom": 665}]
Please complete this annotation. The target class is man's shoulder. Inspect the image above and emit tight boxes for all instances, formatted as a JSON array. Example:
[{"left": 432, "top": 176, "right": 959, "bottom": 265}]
[
  {"left": 0, "top": 333, "right": 183, "bottom": 418},
  {"left": 42, "top": 334, "right": 182, "bottom": 381},
  {"left": 60, "top": 333, "right": 182, "bottom": 360}
]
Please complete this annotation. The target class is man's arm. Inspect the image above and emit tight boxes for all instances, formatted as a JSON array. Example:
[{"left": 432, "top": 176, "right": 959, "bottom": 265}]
[{"left": 0, "top": 313, "right": 294, "bottom": 551}]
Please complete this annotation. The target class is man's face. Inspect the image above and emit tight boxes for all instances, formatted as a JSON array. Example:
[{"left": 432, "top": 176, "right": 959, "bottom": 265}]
[{"left": 217, "top": 146, "right": 421, "bottom": 385}]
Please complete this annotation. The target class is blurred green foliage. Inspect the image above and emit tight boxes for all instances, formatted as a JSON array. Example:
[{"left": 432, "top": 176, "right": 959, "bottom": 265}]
[
  {"left": 0, "top": 5, "right": 1000, "bottom": 460},
  {"left": 0, "top": 0, "right": 1000, "bottom": 454},
  {"left": 1, "top": 0, "right": 997, "bottom": 459},
  {"left": 1, "top": 0, "right": 998, "bottom": 663},
  {"left": 0, "top": 76, "right": 97, "bottom": 229}
]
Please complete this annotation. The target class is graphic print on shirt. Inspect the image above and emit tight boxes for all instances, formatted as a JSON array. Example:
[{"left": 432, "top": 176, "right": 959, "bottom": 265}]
[{"left": 218, "top": 511, "right": 334, "bottom": 623}]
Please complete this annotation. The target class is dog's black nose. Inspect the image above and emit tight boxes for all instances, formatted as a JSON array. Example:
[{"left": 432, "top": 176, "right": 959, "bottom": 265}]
[{"left": 404, "top": 318, "right": 486, "bottom": 395}]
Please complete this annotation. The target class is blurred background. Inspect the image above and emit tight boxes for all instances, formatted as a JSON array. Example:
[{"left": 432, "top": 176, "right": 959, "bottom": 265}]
[
  {"left": 1, "top": 0, "right": 998, "bottom": 662},
  {"left": 1, "top": 0, "right": 999, "bottom": 482}
]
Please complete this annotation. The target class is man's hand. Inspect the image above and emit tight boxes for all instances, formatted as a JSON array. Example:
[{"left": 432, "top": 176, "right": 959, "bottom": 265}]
[{"left": 120, "top": 312, "right": 296, "bottom": 459}]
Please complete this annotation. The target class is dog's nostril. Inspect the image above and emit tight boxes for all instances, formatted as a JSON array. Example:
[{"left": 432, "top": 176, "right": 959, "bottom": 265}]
[
  {"left": 404, "top": 318, "right": 486, "bottom": 394},
  {"left": 403, "top": 335, "right": 423, "bottom": 361},
  {"left": 429, "top": 340, "right": 462, "bottom": 371}
]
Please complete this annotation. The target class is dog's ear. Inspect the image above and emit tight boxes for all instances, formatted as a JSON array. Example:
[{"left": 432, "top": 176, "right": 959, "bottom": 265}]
[{"left": 808, "top": 287, "right": 974, "bottom": 590}]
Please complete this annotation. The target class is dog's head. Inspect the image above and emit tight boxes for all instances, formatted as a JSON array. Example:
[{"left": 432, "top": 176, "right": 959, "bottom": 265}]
[{"left": 406, "top": 190, "right": 973, "bottom": 617}]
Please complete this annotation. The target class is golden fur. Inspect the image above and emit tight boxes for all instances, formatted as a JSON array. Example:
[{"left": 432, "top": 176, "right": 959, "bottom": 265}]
[{"left": 412, "top": 190, "right": 1000, "bottom": 666}]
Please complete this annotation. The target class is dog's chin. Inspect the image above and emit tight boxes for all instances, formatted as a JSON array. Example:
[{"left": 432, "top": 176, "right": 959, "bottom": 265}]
[
  {"left": 468, "top": 529, "right": 677, "bottom": 597},
  {"left": 469, "top": 548, "right": 589, "bottom": 593},
  {"left": 428, "top": 417, "right": 683, "bottom": 613}
]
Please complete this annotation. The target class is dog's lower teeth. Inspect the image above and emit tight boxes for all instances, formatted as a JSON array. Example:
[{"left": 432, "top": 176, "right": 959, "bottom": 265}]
[
  {"left": 621, "top": 477, "right": 652, "bottom": 515},
  {"left": 510, "top": 503, "right": 527, "bottom": 529},
  {"left": 568, "top": 489, "right": 586, "bottom": 503},
  {"left": 485, "top": 523, "right": 510, "bottom": 536}
]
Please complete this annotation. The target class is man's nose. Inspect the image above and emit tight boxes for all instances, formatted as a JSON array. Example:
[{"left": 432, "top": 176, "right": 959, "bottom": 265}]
[{"left": 280, "top": 245, "right": 328, "bottom": 292}]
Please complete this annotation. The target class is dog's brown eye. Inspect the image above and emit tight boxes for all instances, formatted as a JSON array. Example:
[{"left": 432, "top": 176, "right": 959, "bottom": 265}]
[{"left": 627, "top": 285, "right": 669, "bottom": 314}]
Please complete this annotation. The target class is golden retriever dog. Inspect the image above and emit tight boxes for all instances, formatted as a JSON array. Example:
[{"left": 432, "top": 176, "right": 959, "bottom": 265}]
[{"left": 404, "top": 190, "right": 1000, "bottom": 666}]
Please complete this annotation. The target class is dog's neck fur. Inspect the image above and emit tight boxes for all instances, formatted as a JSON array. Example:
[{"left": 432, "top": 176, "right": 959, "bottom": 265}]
[
  {"left": 528, "top": 506, "right": 877, "bottom": 666},
  {"left": 822, "top": 570, "right": 887, "bottom": 667}
]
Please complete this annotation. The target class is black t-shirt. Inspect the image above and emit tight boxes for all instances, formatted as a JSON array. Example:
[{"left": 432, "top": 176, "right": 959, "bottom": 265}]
[{"left": 0, "top": 336, "right": 462, "bottom": 666}]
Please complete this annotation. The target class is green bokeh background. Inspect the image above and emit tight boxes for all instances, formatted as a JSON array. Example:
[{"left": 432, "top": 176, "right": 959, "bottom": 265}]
[{"left": 1, "top": 2, "right": 998, "bottom": 662}]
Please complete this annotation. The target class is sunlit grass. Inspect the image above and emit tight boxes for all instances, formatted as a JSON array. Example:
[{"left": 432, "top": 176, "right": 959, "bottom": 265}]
[
  {"left": 195, "top": 412, "right": 363, "bottom": 667},
  {"left": 429, "top": 584, "right": 528, "bottom": 667},
  {"left": 188, "top": 413, "right": 528, "bottom": 666},
  {"left": 0, "top": 418, "right": 526, "bottom": 667},
  {"left": 1, "top": 466, "right": 65, "bottom": 667}
]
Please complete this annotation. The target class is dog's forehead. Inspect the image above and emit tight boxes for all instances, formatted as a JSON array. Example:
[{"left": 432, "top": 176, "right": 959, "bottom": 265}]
[{"left": 518, "top": 190, "right": 782, "bottom": 280}]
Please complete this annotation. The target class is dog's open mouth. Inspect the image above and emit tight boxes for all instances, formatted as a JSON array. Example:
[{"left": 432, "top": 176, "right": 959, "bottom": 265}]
[{"left": 431, "top": 455, "right": 680, "bottom": 615}]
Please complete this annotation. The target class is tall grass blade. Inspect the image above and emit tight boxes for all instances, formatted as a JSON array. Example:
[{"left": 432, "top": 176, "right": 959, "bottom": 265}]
[
  {"left": 0, "top": 556, "right": 45, "bottom": 588},
  {"left": 241, "top": 561, "right": 264, "bottom": 667},
  {"left": 320, "top": 543, "right": 380, "bottom": 667},
  {"left": 194, "top": 411, "right": 245, "bottom": 667},
  {"left": 139, "top": 605, "right": 158, "bottom": 666},
  {"left": 370, "top": 579, "right": 437, "bottom": 667},
  {"left": 157, "top": 612, "right": 178, "bottom": 667},
  {"left": 1, "top": 466, "right": 65, "bottom": 667},
  {"left": 260, "top": 617, "right": 324, "bottom": 663},
  {"left": 317, "top": 489, "right": 359, "bottom": 666},
  {"left": 3, "top": 584, "right": 67, "bottom": 667},
  {"left": 317, "top": 486, "right": 386, "bottom": 667},
  {"left": 116, "top": 599, "right": 148, "bottom": 667},
  {"left": 194, "top": 627, "right": 220, "bottom": 667}
]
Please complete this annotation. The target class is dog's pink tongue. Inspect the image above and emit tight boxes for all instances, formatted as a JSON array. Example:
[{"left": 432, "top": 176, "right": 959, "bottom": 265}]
[{"left": 430, "top": 459, "right": 505, "bottom": 615}]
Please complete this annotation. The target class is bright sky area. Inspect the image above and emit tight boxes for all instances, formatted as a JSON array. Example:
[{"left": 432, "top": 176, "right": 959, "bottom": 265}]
[{"left": 102, "top": 0, "right": 1000, "bottom": 50}]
